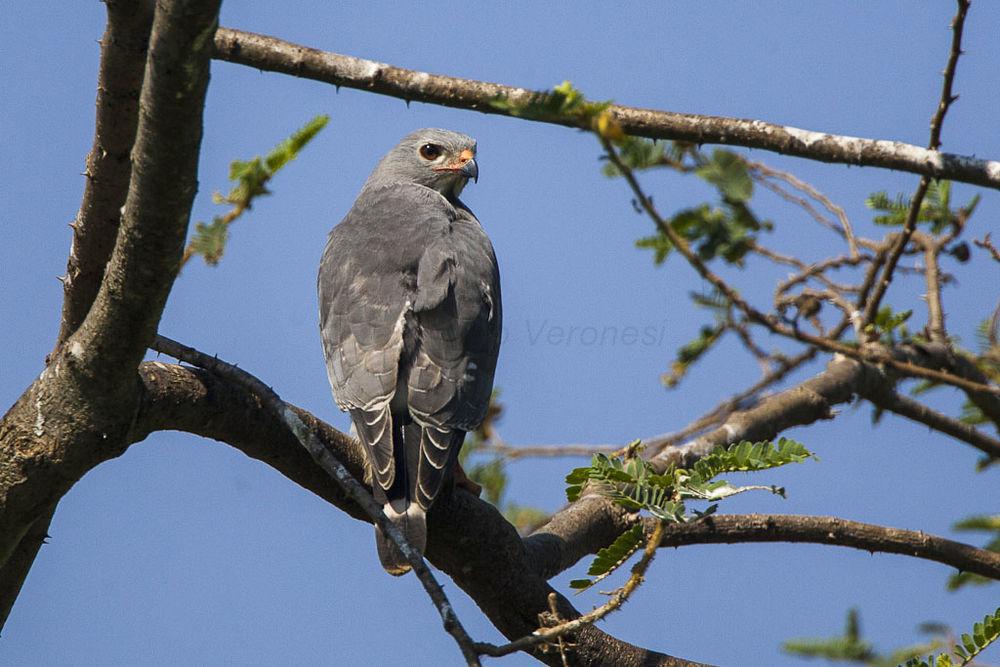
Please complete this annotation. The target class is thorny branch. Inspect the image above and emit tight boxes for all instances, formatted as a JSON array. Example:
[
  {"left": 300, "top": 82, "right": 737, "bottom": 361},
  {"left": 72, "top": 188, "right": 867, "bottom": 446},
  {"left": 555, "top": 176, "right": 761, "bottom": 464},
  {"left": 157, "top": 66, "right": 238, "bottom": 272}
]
[
  {"left": 861, "top": 0, "right": 970, "bottom": 329},
  {"left": 747, "top": 160, "right": 859, "bottom": 257},
  {"left": 477, "top": 521, "right": 668, "bottom": 660},
  {"left": 603, "top": 138, "right": 999, "bottom": 397},
  {"left": 149, "top": 335, "right": 482, "bottom": 666},
  {"left": 974, "top": 233, "right": 1000, "bottom": 262},
  {"left": 211, "top": 27, "right": 1000, "bottom": 191},
  {"left": 654, "top": 514, "right": 1000, "bottom": 581},
  {"left": 4, "top": 1, "right": 998, "bottom": 663}
]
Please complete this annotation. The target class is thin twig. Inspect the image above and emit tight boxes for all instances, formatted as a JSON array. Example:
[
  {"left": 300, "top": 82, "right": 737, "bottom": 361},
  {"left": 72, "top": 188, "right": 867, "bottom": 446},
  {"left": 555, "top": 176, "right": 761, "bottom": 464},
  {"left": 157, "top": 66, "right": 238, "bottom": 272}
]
[
  {"left": 150, "top": 334, "right": 482, "bottom": 666},
  {"left": 752, "top": 242, "right": 858, "bottom": 295},
  {"left": 860, "top": 177, "right": 931, "bottom": 333},
  {"left": 476, "top": 521, "right": 666, "bottom": 659},
  {"left": 915, "top": 232, "right": 948, "bottom": 343},
  {"left": 649, "top": 349, "right": 818, "bottom": 455},
  {"left": 775, "top": 253, "right": 870, "bottom": 298},
  {"left": 748, "top": 160, "right": 859, "bottom": 257},
  {"left": 862, "top": 0, "right": 971, "bottom": 329},
  {"left": 179, "top": 198, "right": 248, "bottom": 267},
  {"left": 929, "top": 0, "right": 970, "bottom": 152},
  {"left": 479, "top": 441, "right": 621, "bottom": 460},
  {"left": 860, "top": 380, "right": 1000, "bottom": 459},
  {"left": 603, "top": 139, "right": 999, "bottom": 396},
  {"left": 974, "top": 233, "right": 1000, "bottom": 263}
]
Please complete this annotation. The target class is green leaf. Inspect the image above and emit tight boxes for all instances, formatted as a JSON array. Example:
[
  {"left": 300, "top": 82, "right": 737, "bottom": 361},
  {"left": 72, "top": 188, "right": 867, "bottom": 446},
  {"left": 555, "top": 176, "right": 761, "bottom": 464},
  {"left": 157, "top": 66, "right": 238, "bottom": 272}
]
[
  {"left": 865, "top": 180, "right": 979, "bottom": 235},
  {"left": 635, "top": 233, "right": 673, "bottom": 265},
  {"left": 905, "top": 607, "right": 1000, "bottom": 666},
  {"left": 662, "top": 323, "right": 725, "bottom": 388},
  {"left": 603, "top": 136, "right": 667, "bottom": 176},
  {"left": 696, "top": 150, "right": 753, "bottom": 202},
  {"left": 572, "top": 524, "right": 645, "bottom": 593},
  {"left": 186, "top": 114, "right": 329, "bottom": 267},
  {"left": 953, "top": 515, "right": 1000, "bottom": 532},
  {"left": 189, "top": 217, "right": 229, "bottom": 265},
  {"left": 264, "top": 113, "right": 330, "bottom": 173},
  {"left": 685, "top": 438, "right": 814, "bottom": 486},
  {"left": 490, "top": 81, "right": 610, "bottom": 124},
  {"left": 563, "top": 438, "right": 812, "bottom": 524}
]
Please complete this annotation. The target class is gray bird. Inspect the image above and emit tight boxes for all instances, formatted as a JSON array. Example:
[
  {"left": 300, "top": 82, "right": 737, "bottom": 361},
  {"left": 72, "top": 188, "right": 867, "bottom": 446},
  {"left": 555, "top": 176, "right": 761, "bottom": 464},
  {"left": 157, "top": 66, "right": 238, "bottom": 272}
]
[{"left": 318, "top": 129, "right": 501, "bottom": 575}]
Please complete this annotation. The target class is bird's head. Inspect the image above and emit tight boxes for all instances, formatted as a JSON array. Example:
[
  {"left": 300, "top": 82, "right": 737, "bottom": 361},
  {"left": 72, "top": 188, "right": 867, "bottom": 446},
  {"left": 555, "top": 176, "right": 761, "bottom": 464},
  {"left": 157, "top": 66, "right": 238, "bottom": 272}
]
[{"left": 368, "top": 128, "right": 478, "bottom": 199}]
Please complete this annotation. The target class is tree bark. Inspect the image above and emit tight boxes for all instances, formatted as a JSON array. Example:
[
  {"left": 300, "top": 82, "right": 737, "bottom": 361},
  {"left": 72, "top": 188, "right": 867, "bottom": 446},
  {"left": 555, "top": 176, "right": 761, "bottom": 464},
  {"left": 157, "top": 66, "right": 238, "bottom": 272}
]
[{"left": 0, "top": 0, "right": 222, "bottom": 628}]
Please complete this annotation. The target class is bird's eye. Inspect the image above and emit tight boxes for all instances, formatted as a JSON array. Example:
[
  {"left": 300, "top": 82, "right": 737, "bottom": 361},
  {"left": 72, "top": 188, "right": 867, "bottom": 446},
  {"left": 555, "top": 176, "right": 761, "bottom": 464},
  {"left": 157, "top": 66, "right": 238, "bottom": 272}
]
[{"left": 419, "top": 143, "right": 443, "bottom": 160}]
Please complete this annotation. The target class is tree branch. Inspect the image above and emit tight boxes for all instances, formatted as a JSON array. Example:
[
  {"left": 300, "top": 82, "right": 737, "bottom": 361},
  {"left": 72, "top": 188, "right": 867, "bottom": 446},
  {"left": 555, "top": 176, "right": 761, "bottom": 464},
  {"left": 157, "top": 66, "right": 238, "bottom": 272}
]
[
  {"left": 477, "top": 522, "right": 675, "bottom": 661},
  {"left": 149, "top": 335, "right": 481, "bottom": 666},
  {"left": 655, "top": 513, "right": 1000, "bottom": 582},
  {"left": 56, "top": 0, "right": 154, "bottom": 346},
  {"left": 860, "top": 382, "right": 1000, "bottom": 459},
  {"left": 861, "top": 0, "right": 970, "bottom": 329},
  {"left": 0, "top": 0, "right": 221, "bottom": 632},
  {"left": 71, "top": 0, "right": 220, "bottom": 377},
  {"left": 133, "top": 360, "right": 692, "bottom": 665},
  {"left": 211, "top": 27, "right": 1000, "bottom": 191},
  {"left": 894, "top": 341, "right": 1000, "bottom": 432},
  {"left": 602, "top": 139, "right": 999, "bottom": 397},
  {"left": 526, "top": 343, "right": 998, "bottom": 582}
]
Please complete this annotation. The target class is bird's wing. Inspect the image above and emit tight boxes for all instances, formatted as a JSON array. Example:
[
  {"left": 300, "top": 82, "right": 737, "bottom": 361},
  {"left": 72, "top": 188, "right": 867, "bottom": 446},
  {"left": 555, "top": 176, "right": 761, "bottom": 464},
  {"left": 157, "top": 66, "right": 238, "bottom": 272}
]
[
  {"left": 408, "top": 211, "right": 502, "bottom": 507},
  {"left": 318, "top": 184, "right": 455, "bottom": 493}
]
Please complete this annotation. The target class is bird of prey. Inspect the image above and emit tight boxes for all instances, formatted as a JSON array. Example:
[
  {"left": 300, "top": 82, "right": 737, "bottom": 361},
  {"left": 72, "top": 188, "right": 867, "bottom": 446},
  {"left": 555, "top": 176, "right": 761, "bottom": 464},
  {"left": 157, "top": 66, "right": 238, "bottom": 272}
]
[{"left": 318, "top": 129, "right": 501, "bottom": 575}]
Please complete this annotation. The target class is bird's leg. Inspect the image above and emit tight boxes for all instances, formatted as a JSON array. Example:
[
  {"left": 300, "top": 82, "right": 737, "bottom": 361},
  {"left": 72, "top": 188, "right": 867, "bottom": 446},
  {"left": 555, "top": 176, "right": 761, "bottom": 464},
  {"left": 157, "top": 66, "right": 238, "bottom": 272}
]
[{"left": 452, "top": 461, "right": 482, "bottom": 497}]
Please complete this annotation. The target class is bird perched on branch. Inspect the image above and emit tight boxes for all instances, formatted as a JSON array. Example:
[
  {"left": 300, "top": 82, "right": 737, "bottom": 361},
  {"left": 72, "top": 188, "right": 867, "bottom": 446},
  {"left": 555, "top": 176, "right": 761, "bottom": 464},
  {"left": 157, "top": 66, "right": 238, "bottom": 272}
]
[{"left": 318, "top": 129, "right": 501, "bottom": 574}]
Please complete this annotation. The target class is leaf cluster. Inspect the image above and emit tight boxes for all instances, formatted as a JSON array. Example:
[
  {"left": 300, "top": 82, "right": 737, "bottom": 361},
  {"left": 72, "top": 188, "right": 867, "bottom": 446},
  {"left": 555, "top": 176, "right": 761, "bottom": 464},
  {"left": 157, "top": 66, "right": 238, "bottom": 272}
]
[
  {"left": 564, "top": 438, "right": 813, "bottom": 590},
  {"left": 187, "top": 114, "right": 329, "bottom": 266},
  {"left": 490, "top": 80, "right": 611, "bottom": 126},
  {"left": 783, "top": 608, "right": 947, "bottom": 667},
  {"left": 865, "top": 180, "right": 980, "bottom": 235},
  {"left": 633, "top": 150, "right": 772, "bottom": 267},
  {"left": 904, "top": 607, "right": 1000, "bottom": 667},
  {"left": 662, "top": 323, "right": 725, "bottom": 388},
  {"left": 864, "top": 306, "right": 913, "bottom": 344}
]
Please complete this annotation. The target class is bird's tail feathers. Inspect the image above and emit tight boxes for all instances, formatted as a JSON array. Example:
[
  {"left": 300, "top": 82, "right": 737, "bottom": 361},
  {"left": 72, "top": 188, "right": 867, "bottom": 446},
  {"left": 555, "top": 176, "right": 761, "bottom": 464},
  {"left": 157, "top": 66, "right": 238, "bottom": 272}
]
[{"left": 375, "top": 501, "right": 426, "bottom": 576}]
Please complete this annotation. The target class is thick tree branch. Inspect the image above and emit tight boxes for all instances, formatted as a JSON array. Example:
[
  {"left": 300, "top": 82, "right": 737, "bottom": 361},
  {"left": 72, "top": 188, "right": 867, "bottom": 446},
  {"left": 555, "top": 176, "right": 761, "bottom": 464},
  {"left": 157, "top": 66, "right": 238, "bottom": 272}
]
[
  {"left": 150, "top": 335, "right": 481, "bottom": 666},
  {"left": 130, "top": 359, "right": 998, "bottom": 665},
  {"left": 525, "top": 356, "right": 869, "bottom": 579},
  {"left": 0, "top": 505, "right": 55, "bottom": 630},
  {"left": 0, "top": 0, "right": 221, "bottom": 631},
  {"left": 655, "top": 514, "right": 1000, "bottom": 582},
  {"left": 133, "top": 361, "right": 692, "bottom": 666},
  {"left": 211, "top": 27, "right": 1000, "bottom": 191},
  {"left": 56, "top": 0, "right": 154, "bottom": 346},
  {"left": 72, "top": 0, "right": 219, "bottom": 376},
  {"left": 895, "top": 341, "right": 1000, "bottom": 432},
  {"left": 526, "top": 348, "right": 997, "bottom": 581}
]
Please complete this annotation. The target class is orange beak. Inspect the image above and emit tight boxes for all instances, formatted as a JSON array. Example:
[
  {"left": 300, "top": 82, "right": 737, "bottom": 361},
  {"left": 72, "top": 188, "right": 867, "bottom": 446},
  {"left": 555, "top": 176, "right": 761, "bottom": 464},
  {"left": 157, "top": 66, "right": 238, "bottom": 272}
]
[{"left": 434, "top": 148, "right": 478, "bottom": 182}]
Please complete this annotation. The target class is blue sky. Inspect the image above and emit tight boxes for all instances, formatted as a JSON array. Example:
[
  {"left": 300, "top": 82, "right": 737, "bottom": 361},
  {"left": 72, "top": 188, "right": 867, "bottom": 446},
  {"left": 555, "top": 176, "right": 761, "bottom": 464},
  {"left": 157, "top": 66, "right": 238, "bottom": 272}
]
[{"left": 2, "top": 2, "right": 998, "bottom": 665}]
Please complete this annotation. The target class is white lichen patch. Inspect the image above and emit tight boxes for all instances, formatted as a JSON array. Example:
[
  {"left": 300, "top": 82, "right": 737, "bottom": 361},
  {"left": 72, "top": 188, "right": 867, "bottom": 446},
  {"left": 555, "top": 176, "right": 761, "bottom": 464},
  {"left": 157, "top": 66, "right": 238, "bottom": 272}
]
[
  {"left": 781, "top": 125, "right": 828, "bottom": 148},
  {"left": 33, "top": 394, "right": 45, "bottom": 437}
]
